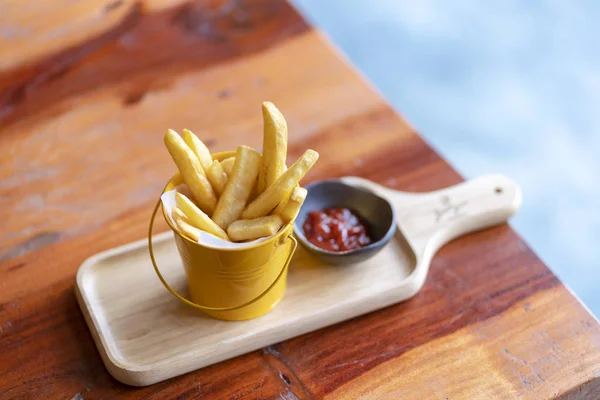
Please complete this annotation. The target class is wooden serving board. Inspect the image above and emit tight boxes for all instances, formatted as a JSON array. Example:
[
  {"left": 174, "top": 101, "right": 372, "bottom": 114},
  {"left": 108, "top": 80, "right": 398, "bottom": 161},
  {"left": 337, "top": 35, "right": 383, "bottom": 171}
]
[
  {"left": 3, "top": 0, "right": 600, "bottom": 398},
  {"left": 76, "top": 174, "right": 521, "bottom": 386},
  {"left": 77, "top": 232, "right": 412, "bottom": 386}
]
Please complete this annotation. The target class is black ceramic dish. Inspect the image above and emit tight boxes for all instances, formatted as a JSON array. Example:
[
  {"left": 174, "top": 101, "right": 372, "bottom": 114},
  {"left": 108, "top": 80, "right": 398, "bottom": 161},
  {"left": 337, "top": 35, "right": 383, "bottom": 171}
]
[{"left": 293, "top": 180, "right": 396, "bottom": 265}]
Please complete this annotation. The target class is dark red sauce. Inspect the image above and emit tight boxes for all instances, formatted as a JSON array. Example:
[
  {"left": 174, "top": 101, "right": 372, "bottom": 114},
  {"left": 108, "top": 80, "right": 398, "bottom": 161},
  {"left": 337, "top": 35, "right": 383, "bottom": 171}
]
[{"left": 302, "top": 208, "right": 372, "bottom": 252}]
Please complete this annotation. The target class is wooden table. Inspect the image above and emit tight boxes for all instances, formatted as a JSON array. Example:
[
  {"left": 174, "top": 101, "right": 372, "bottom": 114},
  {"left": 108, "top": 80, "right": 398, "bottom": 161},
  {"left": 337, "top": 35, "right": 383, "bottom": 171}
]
[{"left": 1, "top": 1, "right": 599, "bottom": 398}]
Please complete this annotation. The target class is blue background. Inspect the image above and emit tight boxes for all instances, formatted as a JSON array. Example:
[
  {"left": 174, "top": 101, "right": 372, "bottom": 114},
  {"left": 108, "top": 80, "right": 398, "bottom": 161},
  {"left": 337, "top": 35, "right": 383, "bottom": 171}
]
[{"left": 292, "top": 0, "right": 600, "bottom": 315}]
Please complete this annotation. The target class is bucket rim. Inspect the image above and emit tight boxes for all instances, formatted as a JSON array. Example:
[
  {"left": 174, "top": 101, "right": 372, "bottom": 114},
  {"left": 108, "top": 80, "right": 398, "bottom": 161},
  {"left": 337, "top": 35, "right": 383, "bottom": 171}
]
[{"left": 160, "top": 150, "right": 293, "bottom": 251}]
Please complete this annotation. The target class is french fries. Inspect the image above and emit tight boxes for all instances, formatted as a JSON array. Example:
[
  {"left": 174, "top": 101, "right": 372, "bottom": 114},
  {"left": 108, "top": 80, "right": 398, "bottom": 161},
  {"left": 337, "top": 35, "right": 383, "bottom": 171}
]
[
  {"left": 175, "top": 192, "right": 229, "bottom": 240},
  {"left": 242, "top": 149, "right": 318, "bottom": 219},
  {"left": 172, "top": 206, "right": 190, "bottom": 224},
  {"left": 221, "top": 157, "right": 235, "bottom": 175},
  {"left": 164, "top": 102, "right": 317, "bottom": 243},
  {"left": 248, "top": 178, "right": 259, "bottom": 202},
  {"left": 183, "top": 129, "right": 212, "bottom": 171},
  {"left": 164, "top": 129, "right": 217, "bottom": 215},
  {"left": 257, "top": 102, "right": 287, "bottom": 194},
  {"left": 227, "top": 215, "right": 284, "bottom": 242},
  {"left": 273, "top": 186, "right": 293, "bottom": 215},
  {"left": 275, "top": 186, "right": 307, "bottom": 223},
  {"left": 172, "top": 207, "right": 202, "bottom": 242},
  {"left": 212, "top": 146, "right": 261, "bottom": 229},
  {"left": 206, "top": 160, "right": 228, "bottom": 196}
]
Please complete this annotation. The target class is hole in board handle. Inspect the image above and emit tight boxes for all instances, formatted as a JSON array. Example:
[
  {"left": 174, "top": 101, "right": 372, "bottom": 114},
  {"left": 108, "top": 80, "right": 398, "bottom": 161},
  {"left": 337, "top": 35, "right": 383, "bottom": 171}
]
[{"left": 495, "top": 187, "right": 503, "bottom": 194}]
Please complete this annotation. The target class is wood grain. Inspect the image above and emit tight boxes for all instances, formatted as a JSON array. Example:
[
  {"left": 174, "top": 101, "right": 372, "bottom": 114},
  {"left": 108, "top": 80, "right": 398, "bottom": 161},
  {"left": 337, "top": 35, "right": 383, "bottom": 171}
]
[
  {"left": 325, "top": 286, "right": 600, "bottom": 399},
  {"left": 1, "top": 0, "right": 599, "bottom": 398}
]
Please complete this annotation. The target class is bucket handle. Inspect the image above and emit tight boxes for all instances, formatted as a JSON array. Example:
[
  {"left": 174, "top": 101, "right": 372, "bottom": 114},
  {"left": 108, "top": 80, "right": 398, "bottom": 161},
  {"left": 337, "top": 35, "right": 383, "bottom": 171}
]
[{"left": 148, "top": 199, "right": 297, "bottom": 312}]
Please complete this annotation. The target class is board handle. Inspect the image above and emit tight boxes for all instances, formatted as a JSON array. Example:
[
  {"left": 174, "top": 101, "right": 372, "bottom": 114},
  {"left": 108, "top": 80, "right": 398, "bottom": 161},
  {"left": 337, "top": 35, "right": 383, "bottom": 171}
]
[
  {"left": 341, "top": 174, "right": 522, "bottom": 259},
  {"left": 400, "top": 174, "right": 521, "bottom": 256}
]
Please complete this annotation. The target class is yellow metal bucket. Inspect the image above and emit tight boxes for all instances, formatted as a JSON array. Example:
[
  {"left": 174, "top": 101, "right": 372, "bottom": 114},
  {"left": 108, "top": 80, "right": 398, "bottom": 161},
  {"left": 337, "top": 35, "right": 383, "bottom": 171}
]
[{"left": 148, "top": 151, "right": 297, "bottom": 321}]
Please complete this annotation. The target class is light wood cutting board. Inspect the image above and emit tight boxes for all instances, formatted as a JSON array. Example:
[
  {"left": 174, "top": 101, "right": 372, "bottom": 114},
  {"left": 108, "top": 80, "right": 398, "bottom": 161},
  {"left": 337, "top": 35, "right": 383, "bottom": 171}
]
[{"left": 76, "top": 174, "right": 521, "bottom": 386}]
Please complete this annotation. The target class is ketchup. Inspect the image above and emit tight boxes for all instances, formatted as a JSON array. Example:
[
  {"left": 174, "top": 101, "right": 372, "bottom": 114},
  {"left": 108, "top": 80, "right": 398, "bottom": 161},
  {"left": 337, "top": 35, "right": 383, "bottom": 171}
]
[{"left": 302, "top": 208, "right": 372, "bottom": 252}]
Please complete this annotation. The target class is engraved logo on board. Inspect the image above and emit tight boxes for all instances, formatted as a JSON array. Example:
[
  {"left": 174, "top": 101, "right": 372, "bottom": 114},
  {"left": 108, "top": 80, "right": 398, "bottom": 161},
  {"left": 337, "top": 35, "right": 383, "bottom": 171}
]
[{"left": 434, "top": 195, "right": 467, "bottom": 222}]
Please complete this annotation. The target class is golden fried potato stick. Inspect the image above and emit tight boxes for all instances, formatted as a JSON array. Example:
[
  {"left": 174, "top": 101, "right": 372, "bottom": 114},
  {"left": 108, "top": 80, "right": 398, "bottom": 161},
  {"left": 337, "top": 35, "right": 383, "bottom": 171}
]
[
  {"left": 172, "top": 206, "right": 190, "bottom": 224},
  {"left": 164, "top": 129, "right": 217, "bottom": 215},
  {"left": 273, "top": 185, "right": 293, "bottom": 215},
  {"left": 227, "top": 215, "right": 284, "bottom": 242},
  {"left": 206, "top": 160, "right": 228, "bottom": 196},
  {"left": 212, "top": 146, "right": 261, "bottom": 229},
  {"left": 183, "top": 129, "right": 212, "bottom": 171},
  {"left": 172, "top": 207, "right": 202, "bottom": 242},
  {"left": 275, "top": 186, "right": 307, "bottom": 223},
  {"left": 175, "top": 192, "right": 229, "bottom": 240},
  {"left": 248, "top": 177, "right": 260, "bottom": 202},
  {"left": 165, "top": 131, "right": 217, "bottom": 213},
  {"left": 257, "top": 102, "right": 287, "bottom": 194},
  {"left": 221, "top": 157, "right": 235, "bottom": 175},
  {"left": 242, "top": 149, "right": 318, "bottom": 219}
]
